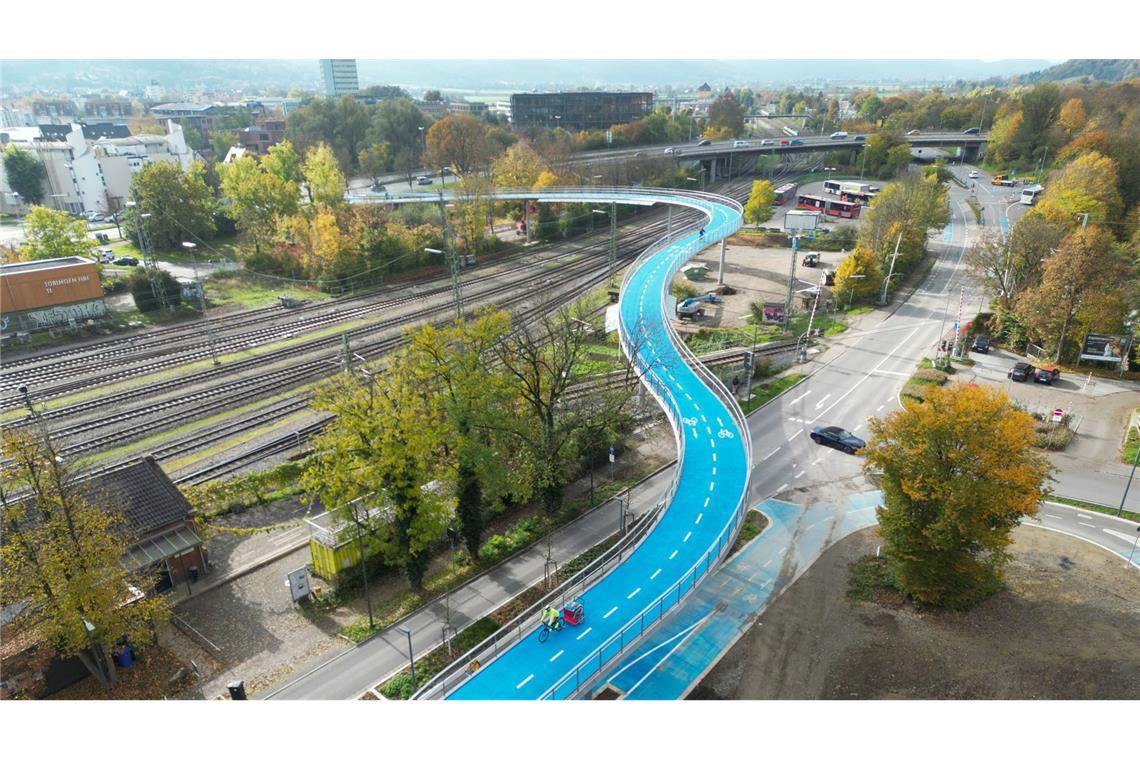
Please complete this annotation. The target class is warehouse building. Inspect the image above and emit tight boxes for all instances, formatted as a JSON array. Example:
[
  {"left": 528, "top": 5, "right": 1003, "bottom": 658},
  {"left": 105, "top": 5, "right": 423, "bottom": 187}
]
[{"left": 0, "top": 256, "right": 106, "bottom": 335}]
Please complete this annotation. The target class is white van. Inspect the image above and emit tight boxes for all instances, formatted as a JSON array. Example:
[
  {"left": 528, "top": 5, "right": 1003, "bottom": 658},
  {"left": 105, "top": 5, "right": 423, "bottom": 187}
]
[
  {"left": 733, "top": 140, "right": 750, "bottom": 148},
  {"left": 98, "top": 248, "right": 115, "bottom": 263},
  {"left": 829, "top": 131, "right": 849, "bottom": 140}
]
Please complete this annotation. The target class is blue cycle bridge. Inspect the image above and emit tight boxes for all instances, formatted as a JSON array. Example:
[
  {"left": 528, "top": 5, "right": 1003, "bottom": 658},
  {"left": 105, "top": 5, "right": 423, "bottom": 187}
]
[{"left": 351, "top": 186, "right": 749, "bottom": 699}]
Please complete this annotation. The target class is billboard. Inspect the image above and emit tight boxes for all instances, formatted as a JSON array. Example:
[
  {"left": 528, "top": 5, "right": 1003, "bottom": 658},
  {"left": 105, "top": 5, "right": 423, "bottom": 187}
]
[
  {"left": 785, "top": 210, "right": 820, "bottom": 231},
  {"left": 1079, "top": 333, "right": 1132, "bottom": 363},
  {"left": 762, "top": 303, "right": 786, "bottom": 324}
]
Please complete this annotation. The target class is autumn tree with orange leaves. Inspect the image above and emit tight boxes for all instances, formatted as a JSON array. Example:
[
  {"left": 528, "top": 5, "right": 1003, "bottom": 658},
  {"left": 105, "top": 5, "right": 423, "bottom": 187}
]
[{"left": 863, "top": 384, "right": 1050, "bottom": 608}]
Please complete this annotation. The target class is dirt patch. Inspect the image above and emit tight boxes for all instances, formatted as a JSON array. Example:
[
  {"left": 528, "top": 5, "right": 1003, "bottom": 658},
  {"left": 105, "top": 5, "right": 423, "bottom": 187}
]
[{"left": 692, "top": 525, "right": 1140, "bottom": 699}]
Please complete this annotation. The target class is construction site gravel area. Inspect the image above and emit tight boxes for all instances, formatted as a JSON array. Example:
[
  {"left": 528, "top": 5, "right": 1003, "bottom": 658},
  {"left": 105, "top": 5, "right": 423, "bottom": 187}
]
[{"left": 692, "top": 525, "right": 1140, "bottom": 700}]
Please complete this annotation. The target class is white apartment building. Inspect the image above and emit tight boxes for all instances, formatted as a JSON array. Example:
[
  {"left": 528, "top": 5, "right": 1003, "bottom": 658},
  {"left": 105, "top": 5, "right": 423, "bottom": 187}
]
[
  {"left": 0, "top": 120, "right": 195, "bottom": 216},
  {"left": 319, "top": 59, "right": 359, "bottom": 97}
]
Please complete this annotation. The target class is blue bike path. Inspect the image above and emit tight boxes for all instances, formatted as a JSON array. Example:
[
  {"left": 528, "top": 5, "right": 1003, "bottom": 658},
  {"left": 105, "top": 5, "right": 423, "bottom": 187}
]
[
  {"left": 431, "top": 190, "right": 748, "bottom": 699},
  {"left": 600, "top": 491, "right": 882, "bottom": 700}
]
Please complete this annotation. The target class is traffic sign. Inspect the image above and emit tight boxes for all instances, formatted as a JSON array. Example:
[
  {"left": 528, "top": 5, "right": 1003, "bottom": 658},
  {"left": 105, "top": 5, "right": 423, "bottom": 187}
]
[
  {"left": 1052, "top": 408, "right": 1064, "bottom": 423},
  {"left": 608, "top": 446, "right": 615, "bottom": 463}
]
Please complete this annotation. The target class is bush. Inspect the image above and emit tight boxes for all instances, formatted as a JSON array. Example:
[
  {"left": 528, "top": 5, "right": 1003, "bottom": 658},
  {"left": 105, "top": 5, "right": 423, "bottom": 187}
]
[
  {"left": 911, "top": 368, "right": 950, "bottom": 385},
  {"left": 126, "top": 267, "right": 182, "bottom": 313},
  {"left": 380, "top": 672, "right": 416, "bottom": 700},
  {"left": 478, "top": 515, "right": 551, "bottom": 565},
  {"left": 671, "top": 281, "right": 699, "bottom": 300}
]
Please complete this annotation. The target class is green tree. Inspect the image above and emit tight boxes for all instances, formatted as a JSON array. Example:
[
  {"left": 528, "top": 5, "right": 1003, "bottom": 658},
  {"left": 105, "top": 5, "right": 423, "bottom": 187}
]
[
  {"left": 743, "top": 180, "right": 776, "bottom": 225},
  {"left": 884, "top": 144, "right": 913, "bottom": 177},
  {"left": 358, "top": 142, "right": 391, "bottom": 182},
  {"left": 0, "top": 429, "right": 171, "bottom": 693},
  {"left": 707, "top": 91, "right": 746, "bottom": 137},
  {"left": 1032, "top": 151, "right": 1123, "bottom": 226},
  {"left": 405, "top": 311, "right": 520, "bottom": 559},
  {"left": 126, "top": 266, "right": 182, "bottom": 312},
  {"left": 218, "top": 155, "right": 299, "bottom": 256},
  {"left": 334, "top": 95, "right": 372, "bottom": 172},
  {"left": 858, "top": 172, "right": 950, "bottom": 261},
  {"left": 261, "top": 139, "right": 303, "bottom": 185},
  {"left": 303, "top": 355, "right": 451, "bottom": 593},
  {"left": 124, "top": 162, "right": 216, "bottom": 250},
  {"left": 370, "top": 97, "right": 430, "bottom": 167},
  {"left": 20, "top": 206, "right": 94, "bottom": 261},
  {"left": 833, "top": 245, "right": 883, "bottom": 307},
  {"left": 1012, "top": 83, "right": 1063, "bottom": 161},
  {"left": 302, "top": 143, "right": 347, "bottom": 207},
  {"left": 1015, "top": 226, "right": 1133, "bottom": 361},
  {"left": 2, "top": 144, "right": 46, "bottom": 205},
  {"left": 212, "top": 130, "right": 238, "bottom": 160},
  {"left": 863, "top": 384, "right": 1050, "bottom": 608}
]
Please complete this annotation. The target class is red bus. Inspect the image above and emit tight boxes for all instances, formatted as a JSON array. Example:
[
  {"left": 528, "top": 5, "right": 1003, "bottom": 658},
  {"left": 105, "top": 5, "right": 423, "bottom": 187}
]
[
  {"left": 826, "top": 198, "right": 861, "bottom": 219},
  {"left": 773, "top": 182, "right": 798, "bottom": 206},
  {"left": 796, "top": 194, "right": 828, "bottom": 212}
]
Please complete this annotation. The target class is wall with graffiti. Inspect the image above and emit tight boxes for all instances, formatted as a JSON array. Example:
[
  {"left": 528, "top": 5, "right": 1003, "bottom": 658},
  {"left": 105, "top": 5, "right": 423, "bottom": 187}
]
[{"left": 0, "top": 299, "right": 107, "bottom": 334}]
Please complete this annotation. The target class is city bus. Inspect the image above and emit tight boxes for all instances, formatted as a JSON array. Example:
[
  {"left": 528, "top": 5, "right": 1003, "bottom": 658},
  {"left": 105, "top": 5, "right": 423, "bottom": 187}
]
[
  {"left": 773, "top": 182, "right": 798, "bottom": 206},
  {"left": 840, "top": 189, "right": 876, "bottom": 206},
  {"left": 825, "top": 198, "right": 861, "bottom": 219},
  {"left": 1020, "top": 185, "right": 1045, "bottom": 205},
  {"left": 822, "top": 179, "right": 842, "bottom": 194},
  {"left": 796, "top": 194, "right": 828, "bottom": 212}
]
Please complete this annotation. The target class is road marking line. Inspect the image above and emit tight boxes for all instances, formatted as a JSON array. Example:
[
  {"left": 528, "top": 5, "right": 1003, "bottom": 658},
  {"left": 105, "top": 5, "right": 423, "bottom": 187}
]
[
  {"left": 712, "top": 467, "right": 717, "bottom": 475},
  {"left": 717, "top": 417, "right": 725, "bottom": 427},
  {"left": 810, "top": 326, "right": 922, "bottom": 424},
  {"left": 872, "top": 369, "right": 910, "bottom": 377},
  {"left": 762, "top": 447, "right": 781, "bottom": 461},
  {"left": 651, "top": 569, "right": 662, "bottom": 580},
  {"left": 627, "top": 588, "right": 641, "bottom": 600},
  {"left": 703, "top": 497, "right": 710, "bottom": 508},
  {"left": 692, "top": 428, "right": 698, "bottom": 439},
  {"left": 877, "top": 405, "right": 884, "bottom": 412},
  {"left": 811, "top": 458, "right": 821, "bottom": 466},
  {"left": 710, "top": 440, "right": 715, "bottom": 449},
  {"left": 763, "top": 559, "right": 772, "bottom": 568},
  {"left": 778, "top": 547, "right": 787, "bottom": 556},
  {"left": 709, "top": 482, "right": 715, "bottom": 492},
  {"left": 700, "top": 414, "right": 707, "bottom": 423},
  {"left": 550, "top": 649, "right": 564, "bottom": 663},
  {"left": 577, "top": 627, "right": 592, "bottom": 640},
  {"left": 517, "top": 675, "right": 534, "bottom": 689},
  {"left": 696, "top": 513, "right": 703, "bottom": 524},
  {"left": 853, "top": 424, "right": 863, "bottom": 433},
  {"left": 712, "top": 453, "right": 717, "bottom": 462},
  {"left": 694, "top": 403, "right": 700, "bottom": 411},
  {"left": 790, "top": 430, "right": 803, "bottom": 440},
  {"left": 1104, "top": 527, "right": 1140, "bottom": 542},
  {"left": 778, "top": 483, "right": 789, "bottom": 492},
  {"left": 790, "top": 391, "right": 812, "bottom": 405},
  {"left": 1043, "top": 514, "right": 1064, "bottom": 520},
  {"left": 794, "top": 471, "right": 805, "bottom": 479},
  {"left": 669, "top": 550, "right": 678, "bottom": 560},
  {"left": 684, "top": 531, "right": 692, "bottom": 542},
  {"left": 1077, "top": 513, "right": 1095, "bottom": 519},
  {"left": 814, "top": 393, "right": 832, "bottom": 408},
  {"left": 1078, "top": 521, "right": 1097, "bottom": 528},
  {"left": 685, "top": 392, "right": 693, "bottom": 400},
  {"left": 604, "top": 606, "right": 619, "bottom": 619},
  {"left": 706, "top": 426, "right": 712, "bottom": 435}
]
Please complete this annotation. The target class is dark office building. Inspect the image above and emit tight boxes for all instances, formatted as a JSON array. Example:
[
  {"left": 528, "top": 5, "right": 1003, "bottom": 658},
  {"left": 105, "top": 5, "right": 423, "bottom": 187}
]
[{"left": 510, "top": 92, "right": 654, "bottom": 133}]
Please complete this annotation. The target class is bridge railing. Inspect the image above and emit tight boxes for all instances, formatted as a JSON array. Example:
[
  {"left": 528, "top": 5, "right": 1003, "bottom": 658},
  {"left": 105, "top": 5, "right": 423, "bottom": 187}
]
[{"left": 537, "top": 195, "right": 751, "bottom": 699}]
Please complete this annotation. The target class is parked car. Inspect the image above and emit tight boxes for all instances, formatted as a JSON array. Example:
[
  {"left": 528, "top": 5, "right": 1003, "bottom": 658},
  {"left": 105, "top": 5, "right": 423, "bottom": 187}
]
[
  {"left": 968, "top": 170, "right": 980, "bottom": 179},
  {"left": 963, "top": 127, "right": 981, "bottom": 135},
  {"left": 971, "top": 335, "right": 991, "bottom": 353},
  {"left": 441, "top": 167, "right": 452, "bottom": 175},
  {"left": 802, "top": 253, "right": 820, "bottom": 267},
  {"left": 810, "top": 425, "right": 866, "bottom": 454},
  {"left": 1035, "top": 365, "right": 1061, "bottom": 384},
  {"left": 113, "top": 256, "right": 139, "bottom": 266},
  {"left": 696, "top": 139, "right": 712, "bottom": 146},
  {"left": 1008, "top": 362, "right": 1034, "bottom": 381},
  {"left": 97, "top": 248, "right": 115, "bottom": 263},
  {"left": 416, "top": 175, "right": 432, "bottom": 185}
]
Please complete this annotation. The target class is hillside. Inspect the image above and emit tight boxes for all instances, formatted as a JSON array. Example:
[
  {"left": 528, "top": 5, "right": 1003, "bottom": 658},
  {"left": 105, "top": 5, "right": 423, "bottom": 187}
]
[{"left": 1017, "top": 59, "right": 1140, "bottom": 84}]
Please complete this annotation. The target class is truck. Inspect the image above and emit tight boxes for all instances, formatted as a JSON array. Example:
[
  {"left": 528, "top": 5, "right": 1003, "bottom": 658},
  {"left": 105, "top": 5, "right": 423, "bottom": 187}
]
[
  {"left": 991, "top": 175, "right": 1017, "bottom": 187},
  {"left": 829, "top": 131, "right": 849, "bottom": 140}
]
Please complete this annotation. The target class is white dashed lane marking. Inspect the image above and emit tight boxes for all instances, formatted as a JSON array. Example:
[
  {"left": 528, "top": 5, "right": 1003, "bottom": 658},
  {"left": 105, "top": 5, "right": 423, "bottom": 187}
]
[
  {"left": 577, "top": 627, "right": 592, "bottom": 640},
  {"left": 695, "top": 513, "right": 703, "bottom": 525},
  {"left": 669, "top": 550, "right": 679, "bottom": 560},
  {"left": 651, "top": 569, "right": 662, "bottom": 580},
  {"left": 604, "top": 606, "right": 619, "bottom": 619},
  {"left": 762, "top": 447, "right": 781, "bottom": 461},
  {"left": 517, "top": 675, "right": 534, "bottom": 689},
  {"left": 683, "top": 531, "right": 692, "bottom": 542},
  {"left": 627, "top": 588, "right": 641, "bottom": 600},
  {"left": 550, "top": 649, "right": 564, "bottom": 663}
]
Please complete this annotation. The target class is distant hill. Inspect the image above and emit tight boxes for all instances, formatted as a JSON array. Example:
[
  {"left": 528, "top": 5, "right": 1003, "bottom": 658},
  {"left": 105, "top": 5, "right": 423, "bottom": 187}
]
[{"left": 1016, "top": 59, "right": 1140, "bottom": 84}]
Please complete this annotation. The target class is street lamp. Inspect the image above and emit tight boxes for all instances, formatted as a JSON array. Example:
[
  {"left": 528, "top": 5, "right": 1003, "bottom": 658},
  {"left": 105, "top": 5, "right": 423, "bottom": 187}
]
[
  {"left": 182, "top": 241, "right": 220, "bottom": 365},
  {"left": 398, "top": 625, "right": 417, "bottom": 690},
  {"left": 824, "top": 166, "right": 837, "bottom": 181},
  {"left": 591, "top": 207, "right": 606, "bottom": 234},
  {"left": 845, "top": 273, "right": 866, "bottom": 310},
  {"left": 425, "top": 246, "right": 462, "bottom": 318}
]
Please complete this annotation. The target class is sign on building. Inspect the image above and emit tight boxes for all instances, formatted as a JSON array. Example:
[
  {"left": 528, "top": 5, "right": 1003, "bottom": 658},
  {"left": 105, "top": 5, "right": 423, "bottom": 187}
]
[{"left": 762, "top": 303, "right": 786, "bottom": 324}]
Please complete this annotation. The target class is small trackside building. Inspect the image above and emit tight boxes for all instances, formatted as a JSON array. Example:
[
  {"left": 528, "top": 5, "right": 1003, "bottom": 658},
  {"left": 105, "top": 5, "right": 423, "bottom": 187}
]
[{"left": 0, "top": 256, "right": 106, "bottom": 335}]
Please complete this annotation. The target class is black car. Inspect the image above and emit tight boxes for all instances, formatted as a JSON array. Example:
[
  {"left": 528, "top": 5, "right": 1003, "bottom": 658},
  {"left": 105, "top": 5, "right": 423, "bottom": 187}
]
[
  {"left": 696, "top": 139, "right": 712, "bottom": 146},
  {"left": 810, "top": 426, "right": 866, "bottom": 454},
  {"left": 1008, "top": 362, "right": 1034, "bottom": 381},
  {"left": 971, "top": 335, "right": 991, "bottom": 353},
  {"left": 963, "top": 127, "right": 981, "bottom": 135},
  {"left": 113, "top": 256, "right": 139, "bottom": 266},
  {"left": 1035, "top": 365, "right": 1061, "bottom": 384}
]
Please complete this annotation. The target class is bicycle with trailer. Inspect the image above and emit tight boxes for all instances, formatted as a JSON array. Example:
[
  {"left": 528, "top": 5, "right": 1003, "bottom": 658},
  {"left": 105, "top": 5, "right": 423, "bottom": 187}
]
[{"left": 538, "top": 599, "right": 585, "bottom": 642}]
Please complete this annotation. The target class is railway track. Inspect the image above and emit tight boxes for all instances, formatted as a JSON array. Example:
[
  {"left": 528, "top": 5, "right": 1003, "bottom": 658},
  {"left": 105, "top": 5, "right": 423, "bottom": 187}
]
[{"left": 6, "top": 173, "right": 780, "bottom": 482}]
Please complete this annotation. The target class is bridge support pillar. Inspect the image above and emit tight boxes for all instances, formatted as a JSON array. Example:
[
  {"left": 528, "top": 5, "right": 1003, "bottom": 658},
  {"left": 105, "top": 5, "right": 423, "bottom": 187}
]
[{"left": 718, "top": 238, "right": 727, "bottom": 286}]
